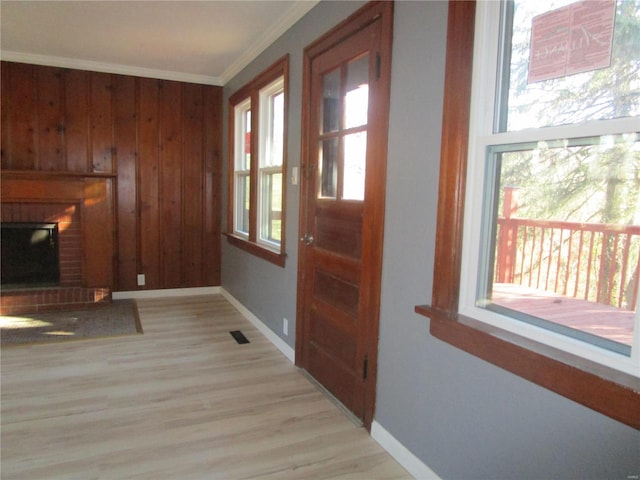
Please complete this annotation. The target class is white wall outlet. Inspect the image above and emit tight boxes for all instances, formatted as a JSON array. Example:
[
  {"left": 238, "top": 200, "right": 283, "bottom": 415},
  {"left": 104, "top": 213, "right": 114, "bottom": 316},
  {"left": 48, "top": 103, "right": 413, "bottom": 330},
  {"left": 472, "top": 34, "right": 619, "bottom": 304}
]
[
  {"left": 283, "top": 318, "right": 289, "bottom": 336},
  {"left": 137, "top": 274, "right": 146, "bottom": 286},
  {"left": 291, "top": 167, "right": 298, "bottom": 186}
]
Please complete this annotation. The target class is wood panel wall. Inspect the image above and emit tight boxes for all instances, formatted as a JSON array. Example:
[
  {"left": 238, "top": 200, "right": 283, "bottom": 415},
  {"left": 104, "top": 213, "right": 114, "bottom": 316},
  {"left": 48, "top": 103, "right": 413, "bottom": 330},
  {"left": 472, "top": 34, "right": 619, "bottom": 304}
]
[{"left": 1, "top": 61, "right": 222, "bottom": 291}]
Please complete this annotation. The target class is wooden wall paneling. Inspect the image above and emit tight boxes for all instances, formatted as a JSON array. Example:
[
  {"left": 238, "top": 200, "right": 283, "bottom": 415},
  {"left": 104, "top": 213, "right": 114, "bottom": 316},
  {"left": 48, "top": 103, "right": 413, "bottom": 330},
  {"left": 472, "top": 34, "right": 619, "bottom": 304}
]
[
  {"left": 114, "top": 75, "right": 138, "bottom": 291},
  {"left": 90, "top": 72, "right": 114, "bottom": 173},
  {"left": 202, "top": 86, "right": 223, "bottom": 286},
  {"left": 182, "top": 83, "right": 204, "bottom": 286},
  {"left": 1, "top": 64, "right": 12, "bottom": 168},
  {"left": 3, "top": 63, "right": 38, "bottom": 170},
  {"left": 82, "top": 177, "right": 115, "bottom": 288},
  {"left": 1, "top": 62, "right": 224, "bottom": 292},
  {"left": 64, "top": 69, "right": 91, "bottom": 173},
  {"left": 1, "top": 176, "right": 84, "bottom": 201},
  {"left": 36, "top": 66, "right": 65, "bottom": 171},
  {"left": 159, "top": 80, "right": 184, "bottom": 288},
  {"left": 138, "top": 78, "right": 161, "bottom": 289}
]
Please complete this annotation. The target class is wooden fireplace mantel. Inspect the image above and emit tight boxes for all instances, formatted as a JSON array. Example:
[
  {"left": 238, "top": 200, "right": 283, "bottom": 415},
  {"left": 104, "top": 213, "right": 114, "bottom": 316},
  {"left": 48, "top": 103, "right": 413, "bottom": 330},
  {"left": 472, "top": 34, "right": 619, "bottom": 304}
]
[{"left": 1, "top": 170, "right": 115, "bottom": 289}]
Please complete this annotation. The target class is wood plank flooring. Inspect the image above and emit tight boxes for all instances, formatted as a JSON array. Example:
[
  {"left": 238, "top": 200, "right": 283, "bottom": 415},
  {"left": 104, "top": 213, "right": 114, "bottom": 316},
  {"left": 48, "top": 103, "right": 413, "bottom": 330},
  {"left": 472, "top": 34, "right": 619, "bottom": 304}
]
[{"left": 1, "top": 294, "right": 411, "bottom": 479}]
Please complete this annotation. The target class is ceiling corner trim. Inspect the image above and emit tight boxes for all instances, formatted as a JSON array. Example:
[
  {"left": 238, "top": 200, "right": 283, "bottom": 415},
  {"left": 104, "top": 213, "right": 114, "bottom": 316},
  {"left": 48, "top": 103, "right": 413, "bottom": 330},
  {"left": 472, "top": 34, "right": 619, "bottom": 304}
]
[
  {"left": 0, "top": 51, "right": 224, "bottom": 86},
  {"left": 219, "top": 0, "right": 319, "bottom": 84}
]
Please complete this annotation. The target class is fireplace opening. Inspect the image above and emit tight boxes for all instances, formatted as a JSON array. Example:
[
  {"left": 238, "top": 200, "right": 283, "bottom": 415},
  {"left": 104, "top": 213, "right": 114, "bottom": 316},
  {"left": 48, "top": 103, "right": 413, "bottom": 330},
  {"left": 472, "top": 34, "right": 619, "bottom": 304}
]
[{"left": 1, "top": 222, "right": 60, "bottom": 288}]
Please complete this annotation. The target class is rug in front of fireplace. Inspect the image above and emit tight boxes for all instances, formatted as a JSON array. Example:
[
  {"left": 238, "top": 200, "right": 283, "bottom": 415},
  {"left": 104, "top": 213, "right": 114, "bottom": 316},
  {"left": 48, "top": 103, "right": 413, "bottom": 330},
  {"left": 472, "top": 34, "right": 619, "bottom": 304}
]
[{"left": 0, "top": 300, "right": 142, "bottom": 346}]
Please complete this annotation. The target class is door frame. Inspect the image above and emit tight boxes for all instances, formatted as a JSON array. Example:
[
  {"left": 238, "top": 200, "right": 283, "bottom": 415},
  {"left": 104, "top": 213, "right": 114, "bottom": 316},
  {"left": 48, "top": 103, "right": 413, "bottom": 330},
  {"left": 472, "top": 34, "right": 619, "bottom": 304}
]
[{"left": 295, "top": 1, "right": 394, "bottom": 430}]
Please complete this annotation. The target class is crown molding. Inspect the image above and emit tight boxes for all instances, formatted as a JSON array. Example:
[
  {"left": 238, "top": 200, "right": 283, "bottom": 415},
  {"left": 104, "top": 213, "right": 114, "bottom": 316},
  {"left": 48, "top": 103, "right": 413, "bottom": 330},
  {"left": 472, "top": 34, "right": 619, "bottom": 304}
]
[
  {"left": 220, "top": 0, "right": 318, "bottom": 84},
  {"left": 0, "top": 51, "right": 224, "bottom": 86}
]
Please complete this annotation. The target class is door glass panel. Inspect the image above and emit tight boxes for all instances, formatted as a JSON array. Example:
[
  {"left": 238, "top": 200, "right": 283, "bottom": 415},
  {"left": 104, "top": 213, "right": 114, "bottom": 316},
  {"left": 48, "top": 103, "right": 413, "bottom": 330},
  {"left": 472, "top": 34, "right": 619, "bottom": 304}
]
[
  {"left": 322, "top": 68, "right": 341, "bottom": 133},
  {"left": 345, "top": 54, "right": 369, "bottom": 129},
  {"left": 320, "top": 137, "right": 338, "bottom": 199},
  {"left": 343, "top": 132, "right": 367, "bottom": 200}
]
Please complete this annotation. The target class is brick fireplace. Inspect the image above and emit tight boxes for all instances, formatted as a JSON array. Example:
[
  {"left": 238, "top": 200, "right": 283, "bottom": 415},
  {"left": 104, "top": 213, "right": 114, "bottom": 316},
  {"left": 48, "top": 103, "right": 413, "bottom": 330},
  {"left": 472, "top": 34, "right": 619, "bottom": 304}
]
[{"left": 1, "top": 173, "right": 115, "bottom": 315}]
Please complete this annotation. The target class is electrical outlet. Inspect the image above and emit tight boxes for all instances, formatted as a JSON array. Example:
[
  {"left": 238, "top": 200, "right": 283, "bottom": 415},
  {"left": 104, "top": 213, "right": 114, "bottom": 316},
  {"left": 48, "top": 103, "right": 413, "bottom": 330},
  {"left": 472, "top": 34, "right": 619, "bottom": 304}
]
[
  {"left": 137, "top": 274, "right": 146, "bottom": 286},
  {"left": 283, "top": 318, "right": 289, "bottom": 336}
]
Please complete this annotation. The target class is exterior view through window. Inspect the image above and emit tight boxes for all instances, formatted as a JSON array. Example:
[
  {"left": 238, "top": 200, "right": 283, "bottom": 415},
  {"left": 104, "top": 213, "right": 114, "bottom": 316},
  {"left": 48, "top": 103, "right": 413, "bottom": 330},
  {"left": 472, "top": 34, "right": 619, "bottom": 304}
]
[{"left": 463, "top": 0, "right": 640, "bottom": 374}]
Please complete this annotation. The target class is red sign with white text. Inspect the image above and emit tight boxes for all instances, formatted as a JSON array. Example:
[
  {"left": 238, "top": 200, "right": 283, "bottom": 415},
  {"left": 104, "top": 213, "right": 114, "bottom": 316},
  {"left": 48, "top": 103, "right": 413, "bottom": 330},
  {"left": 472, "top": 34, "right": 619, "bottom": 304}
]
[{"left": 528, "top": 0, "right": 616, "bottom": 83}]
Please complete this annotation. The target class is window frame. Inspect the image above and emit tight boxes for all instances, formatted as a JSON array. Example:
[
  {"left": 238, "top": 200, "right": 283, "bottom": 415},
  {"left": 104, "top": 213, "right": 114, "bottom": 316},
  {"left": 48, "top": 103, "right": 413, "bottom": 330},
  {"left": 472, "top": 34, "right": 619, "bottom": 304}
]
[
  {"left": 415, "top": 1, "right": 640, "bottom": 430},
  {"left": 226, "top": 56, "right": 289, "bottom": 267}
]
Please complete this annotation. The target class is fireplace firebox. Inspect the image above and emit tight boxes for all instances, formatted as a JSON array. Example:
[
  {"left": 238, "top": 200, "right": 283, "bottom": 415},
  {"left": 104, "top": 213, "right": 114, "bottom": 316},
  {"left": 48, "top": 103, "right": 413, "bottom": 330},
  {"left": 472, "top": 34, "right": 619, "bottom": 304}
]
[{"left": 1, "top": 222, "right": 60, "bottom": 288}]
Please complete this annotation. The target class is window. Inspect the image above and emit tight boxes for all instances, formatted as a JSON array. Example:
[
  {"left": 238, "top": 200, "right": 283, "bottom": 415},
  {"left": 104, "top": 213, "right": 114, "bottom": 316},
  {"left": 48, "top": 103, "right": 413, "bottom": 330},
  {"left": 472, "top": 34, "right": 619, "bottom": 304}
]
[
  {"left": 227, "top": 56, "right": 288, "bottom": 266},
  {"left": 416, "top": 1, "right": 639, "bottom": 429},
  {"left": 462, "top": 0, "right": 639, "bottom": 375}
]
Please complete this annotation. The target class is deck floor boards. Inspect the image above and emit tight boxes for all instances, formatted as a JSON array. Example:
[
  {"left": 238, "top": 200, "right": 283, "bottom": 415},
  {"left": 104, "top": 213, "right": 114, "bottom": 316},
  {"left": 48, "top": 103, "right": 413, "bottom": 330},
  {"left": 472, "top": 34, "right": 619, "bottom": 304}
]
[{"left": 492, "top": 283, "right": 634, "bottom": 346}]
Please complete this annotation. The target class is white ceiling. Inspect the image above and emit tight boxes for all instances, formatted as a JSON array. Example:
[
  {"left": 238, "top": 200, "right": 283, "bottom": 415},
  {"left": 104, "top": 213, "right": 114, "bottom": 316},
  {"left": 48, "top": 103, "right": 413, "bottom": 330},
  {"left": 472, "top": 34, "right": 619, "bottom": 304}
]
[{"left": 0, "top": 1, "right": 318, "bottom": 86}]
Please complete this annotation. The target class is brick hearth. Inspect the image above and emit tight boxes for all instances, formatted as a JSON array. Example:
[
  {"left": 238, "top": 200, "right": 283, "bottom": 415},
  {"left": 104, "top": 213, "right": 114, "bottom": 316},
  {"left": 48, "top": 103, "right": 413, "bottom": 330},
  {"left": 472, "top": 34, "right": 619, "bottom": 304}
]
[
  {"left": 1, "top": 287, "right": 111, "bottom": 315},
  {"left": 1, "top": 202, "right": 111, "bottom": 315}
]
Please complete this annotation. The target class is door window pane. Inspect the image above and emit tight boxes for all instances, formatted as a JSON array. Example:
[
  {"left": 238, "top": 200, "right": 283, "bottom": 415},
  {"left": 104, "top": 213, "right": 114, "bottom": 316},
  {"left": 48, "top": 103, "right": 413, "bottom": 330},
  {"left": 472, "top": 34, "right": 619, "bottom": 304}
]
[
  {"left": 320, "top": 138, "right": 339, "bottom": 199},
  {"left": 343, "top": 132, "right": 367, "bottom": 200},
  {"left": 345, "top": 54, "right": 369, "bottom": 129},
  {"left": 322, "top": 68, "right": 341, "bottom": 133}
]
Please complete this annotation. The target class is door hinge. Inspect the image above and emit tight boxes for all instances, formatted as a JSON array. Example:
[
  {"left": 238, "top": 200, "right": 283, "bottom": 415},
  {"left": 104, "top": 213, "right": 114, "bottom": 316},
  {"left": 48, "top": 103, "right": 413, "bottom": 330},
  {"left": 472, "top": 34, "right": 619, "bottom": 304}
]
[
  {"left": 375, "top": 53, "right": 381, "bottom": 80},
  {"left": 362, "top": 355, "right": 368, "bottom": 380}
]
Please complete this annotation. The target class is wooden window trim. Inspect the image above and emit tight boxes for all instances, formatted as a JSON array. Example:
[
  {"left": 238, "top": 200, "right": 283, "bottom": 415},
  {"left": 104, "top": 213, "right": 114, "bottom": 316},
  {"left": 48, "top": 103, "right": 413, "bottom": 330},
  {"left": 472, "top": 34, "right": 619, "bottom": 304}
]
[
  {"left": 414, "top": 0, "right": 640, "bottom": 430},
  {"left": 226, "top": 55, "right": 289, "bottom": 268}
]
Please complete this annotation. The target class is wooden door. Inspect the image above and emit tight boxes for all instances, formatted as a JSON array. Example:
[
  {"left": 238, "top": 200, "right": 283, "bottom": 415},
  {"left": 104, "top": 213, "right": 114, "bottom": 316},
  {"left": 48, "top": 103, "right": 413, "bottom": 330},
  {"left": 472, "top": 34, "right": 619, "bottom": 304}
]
[{"left": 296, "top": 2, "right": 393, "bottom": 428}]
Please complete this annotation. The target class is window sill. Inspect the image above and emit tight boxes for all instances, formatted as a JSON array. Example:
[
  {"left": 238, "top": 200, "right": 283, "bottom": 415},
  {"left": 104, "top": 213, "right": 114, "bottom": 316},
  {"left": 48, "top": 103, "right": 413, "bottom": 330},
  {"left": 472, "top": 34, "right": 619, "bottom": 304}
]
[
  {"left": 415, "top": 304, "right": 640, "bottom": 430},
  {"left": 224, "top": 232, "right": 286, "bottom": 267}
]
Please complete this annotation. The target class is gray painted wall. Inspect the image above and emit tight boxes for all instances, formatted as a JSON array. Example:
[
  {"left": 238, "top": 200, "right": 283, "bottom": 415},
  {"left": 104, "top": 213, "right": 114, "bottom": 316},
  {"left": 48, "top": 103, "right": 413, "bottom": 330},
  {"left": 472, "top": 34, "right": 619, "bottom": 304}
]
[{"left": 222, "top": 2, "right": 640, "bottom": 479}]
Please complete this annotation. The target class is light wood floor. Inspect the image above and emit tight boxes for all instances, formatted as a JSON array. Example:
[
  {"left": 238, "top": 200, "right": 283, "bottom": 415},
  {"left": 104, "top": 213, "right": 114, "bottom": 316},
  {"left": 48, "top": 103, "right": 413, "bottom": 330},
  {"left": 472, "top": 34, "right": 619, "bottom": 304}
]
[{"left": 1, "top": 294, "right": 411, "bottom": 479}]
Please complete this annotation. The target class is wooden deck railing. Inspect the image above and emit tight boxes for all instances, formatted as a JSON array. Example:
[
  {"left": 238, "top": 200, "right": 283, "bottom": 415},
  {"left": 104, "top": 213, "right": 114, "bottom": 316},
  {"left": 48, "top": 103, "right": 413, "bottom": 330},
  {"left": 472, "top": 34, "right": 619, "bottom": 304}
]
[{"left": 496, "top": 188, "right": 640, "bottom": 311}]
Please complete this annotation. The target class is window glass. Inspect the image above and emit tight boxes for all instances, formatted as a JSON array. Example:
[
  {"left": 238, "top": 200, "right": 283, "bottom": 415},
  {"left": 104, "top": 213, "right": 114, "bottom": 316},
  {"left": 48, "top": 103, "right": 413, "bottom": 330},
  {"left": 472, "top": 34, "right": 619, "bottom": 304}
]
[
  {"left": 478, "top": 133, "right": 640, "bottom": 355},
  {"left": 260, "top": 84, "right": 284, "bottom": 169},
  {"left": 343, "top": 132, "right": 367, "bottom": 201},
  {"left": 501, "top": 0, "right": 639, "bottom": 131},
  {"left": 236, "top": 174, "right": 250, "bottom": 236},
  {"left": 234, "top": 101, "right": 251, "bottom": 236},
  {"left": 236, "top": 105, "right": 251, "bottom": 170},
  {"left": 323, "top": 68, "right": 341, "bottom": 133},
  {"left": 261, "top": 172, "right": 282, "bottom": 243},
  {"left": 345, "top": 54, "right": 369, "bottom": 129},
  {"left": 258, "top": 78, "right": 285, "bottom": 248},
  {"left": 320, "top": 137, "right": 338, "bottom": 199},
  {"left": 267, "top": 91, "right": 284, "bottom": 167}
]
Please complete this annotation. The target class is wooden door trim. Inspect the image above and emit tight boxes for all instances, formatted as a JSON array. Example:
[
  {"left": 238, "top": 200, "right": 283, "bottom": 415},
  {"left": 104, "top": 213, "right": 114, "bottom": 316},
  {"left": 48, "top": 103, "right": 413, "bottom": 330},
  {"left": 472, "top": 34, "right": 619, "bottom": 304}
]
[{"left": 296, "top": 1, "right": 394, "bottom": 430}]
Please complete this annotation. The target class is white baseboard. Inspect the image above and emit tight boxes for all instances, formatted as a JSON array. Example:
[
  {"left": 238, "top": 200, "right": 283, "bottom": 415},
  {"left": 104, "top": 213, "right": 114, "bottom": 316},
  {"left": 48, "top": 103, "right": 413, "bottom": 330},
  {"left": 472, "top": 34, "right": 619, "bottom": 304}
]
[
  {"left": 371, "top": 420, "right": 441, "bottom": 480},
  {"left": 220, "top": 288, "right": 296, "bottom": 363},
  {"left": 113, "top": 286, "right": 221, "bottom": 300}
]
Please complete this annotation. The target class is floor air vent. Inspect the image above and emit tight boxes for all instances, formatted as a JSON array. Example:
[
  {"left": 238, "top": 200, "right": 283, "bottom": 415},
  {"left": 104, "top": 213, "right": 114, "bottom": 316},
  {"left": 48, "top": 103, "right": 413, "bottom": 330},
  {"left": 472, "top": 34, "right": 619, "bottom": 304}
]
[{"left": 229, "top": 330, "right": 250, "bottom": 344}]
